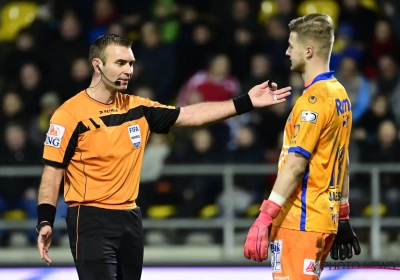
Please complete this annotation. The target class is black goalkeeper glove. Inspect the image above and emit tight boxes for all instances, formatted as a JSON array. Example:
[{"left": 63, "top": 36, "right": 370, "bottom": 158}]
[{"left": 330, "top": 203, "right": 361, "bottom": 260}]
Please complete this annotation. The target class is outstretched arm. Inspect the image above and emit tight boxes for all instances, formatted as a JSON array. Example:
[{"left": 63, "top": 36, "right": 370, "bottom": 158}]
[{"left": 174, "top": 82, "right": 291, "bottom": 127}]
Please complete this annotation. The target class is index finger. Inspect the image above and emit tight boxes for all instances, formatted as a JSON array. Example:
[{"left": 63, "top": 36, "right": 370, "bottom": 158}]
[
  {"left": 274, "top": 86, "right": 292, "bottom": 95},
  {"left": 38, "top": 242, "right": 44, "bottom": 259},
  {"left": 43, "top": 250, "right": 52, "bottom": 265}
]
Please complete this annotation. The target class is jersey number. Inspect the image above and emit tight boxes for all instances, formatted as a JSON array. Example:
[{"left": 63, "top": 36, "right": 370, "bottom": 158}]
[{"left": 330, "top": 145, "right": 345, "bottom": 190}]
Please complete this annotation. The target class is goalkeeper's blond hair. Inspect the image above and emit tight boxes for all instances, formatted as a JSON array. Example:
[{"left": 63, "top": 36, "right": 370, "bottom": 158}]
[{"left": 288, "top": 13, "right": 335, "bottom": 62}]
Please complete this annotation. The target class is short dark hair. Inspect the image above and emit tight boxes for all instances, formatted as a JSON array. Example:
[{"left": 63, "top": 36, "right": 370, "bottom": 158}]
[{"left": 88, "top": 34, "right": 132, "bottom": 65}]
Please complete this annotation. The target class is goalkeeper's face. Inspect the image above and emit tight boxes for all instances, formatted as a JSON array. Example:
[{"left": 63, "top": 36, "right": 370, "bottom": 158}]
[{"left": 286, "top": 32, "right": 306, "bottom": 73}]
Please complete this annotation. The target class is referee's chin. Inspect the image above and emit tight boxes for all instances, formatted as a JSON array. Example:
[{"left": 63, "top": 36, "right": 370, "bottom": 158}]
[{"left": 117, "top": 84, "right": 129, "bottom": 91}]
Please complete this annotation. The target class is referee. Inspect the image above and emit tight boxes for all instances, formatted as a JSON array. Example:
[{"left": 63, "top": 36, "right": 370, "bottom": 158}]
[{"left": 36, "top": 34, "right": 291, "bottom": 280}]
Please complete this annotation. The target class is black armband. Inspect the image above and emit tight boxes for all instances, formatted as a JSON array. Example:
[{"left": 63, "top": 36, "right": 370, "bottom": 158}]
[
  {"left": 233, "top": 94, "right": 254, "bottom": 115},
  {"left": 37, "top": 203, "right": 57, "bottom": 228}
]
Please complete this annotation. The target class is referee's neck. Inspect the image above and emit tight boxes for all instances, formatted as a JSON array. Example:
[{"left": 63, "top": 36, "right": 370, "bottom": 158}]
[{"left": 86, "top": 85, "right": 118, "bottom": 105}]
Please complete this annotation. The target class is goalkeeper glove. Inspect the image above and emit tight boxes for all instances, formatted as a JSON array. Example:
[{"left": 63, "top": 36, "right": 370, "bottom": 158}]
[
  {"left": 330, "top": 202, "right": 361, "bottom": 260},
  {"left": 244, "top": 200, "right": 281, "bottom": 262}
]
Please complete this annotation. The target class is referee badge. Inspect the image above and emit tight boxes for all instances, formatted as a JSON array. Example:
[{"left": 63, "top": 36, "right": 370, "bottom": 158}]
[{"left": 128, "top": 125, "right": 141, "bottom": 148}]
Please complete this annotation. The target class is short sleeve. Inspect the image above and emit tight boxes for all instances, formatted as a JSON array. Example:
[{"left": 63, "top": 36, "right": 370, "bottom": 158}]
[
  {"left": 141, "top": 98, "right": 181, "bottom": 134},
  {"left": 288, "top": 98, "right": 326, "bottom": 159},
  {"left": 42, "top": 109, "right": 79, "bottom": 168}
]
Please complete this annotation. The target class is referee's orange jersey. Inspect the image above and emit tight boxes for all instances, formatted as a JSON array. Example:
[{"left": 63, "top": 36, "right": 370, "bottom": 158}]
[
  {"left": 273, "top": 71, "right": 352, "bottom": 234},
  {"left": 42, "top": 90, "right": 180, "bottom": 210}
]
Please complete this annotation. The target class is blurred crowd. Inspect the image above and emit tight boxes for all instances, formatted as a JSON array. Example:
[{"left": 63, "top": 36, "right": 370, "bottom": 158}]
[{"left": 1, "top": 0, "right": 400, "bottom": 246}]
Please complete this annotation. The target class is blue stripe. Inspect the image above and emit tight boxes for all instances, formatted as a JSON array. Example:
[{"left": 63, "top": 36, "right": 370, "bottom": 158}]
[
  {"left": 304, "top": 71, "right": 335, "bottom": 90},
  {"left": 300, "top": 165, "right": 310, "bottom": 231},
  {"left": 288, "top": 146, "right": 311, "bottom": 159}
]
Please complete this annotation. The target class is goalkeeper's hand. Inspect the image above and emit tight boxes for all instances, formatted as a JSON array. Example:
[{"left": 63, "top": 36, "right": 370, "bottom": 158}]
[
  {"left": 330, "top": 202, "right": 361, "bottom": 260},
  {"left": 244, "top": 200, "right": 281, "bottom": 262}
]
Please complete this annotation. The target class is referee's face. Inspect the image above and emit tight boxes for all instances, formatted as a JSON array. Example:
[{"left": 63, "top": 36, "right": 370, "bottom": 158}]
[{"left": 104, "top": 45, "right": 135, "bottom": 90}]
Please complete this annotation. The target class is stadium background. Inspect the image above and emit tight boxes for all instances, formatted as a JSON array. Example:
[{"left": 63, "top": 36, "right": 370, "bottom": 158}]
[{"left": 0, "top": 0, "right": 400, "bottom": 279}]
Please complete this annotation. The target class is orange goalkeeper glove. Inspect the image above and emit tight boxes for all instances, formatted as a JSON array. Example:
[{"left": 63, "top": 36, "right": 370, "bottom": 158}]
[{"left": 244, "top": 200, "right": 281, "bottom": 262}]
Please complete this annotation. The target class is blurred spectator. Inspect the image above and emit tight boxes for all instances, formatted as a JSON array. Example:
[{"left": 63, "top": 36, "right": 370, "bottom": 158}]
[
  {"left": 177, "top": 54, "right": 239, "bottom": 106},
  {"left": 133, "top": 86, "right": 156, "bottom": 100},
  {"left": 0, "top": 123, "right": 41, "bottom": 245},
  {"left": 0, "top": 91, "right": 28, "bottom": 142},
  {"left": 373, "top": 55, "right": 400, "bottom": 123},
  {"left": 15, "top": 63, "right": 48, "bottom": 115},
  {"left": 227, "top": 26, "right": 260, "bottom": 81},
  {"left": 177, "top": 21, "right": 217, "bottom": 86},
  {"left": 173, "top": 128, "right": 224, "bottom": 216},
  {"left": 135, "top": 21, "right": 176, "bottom": 103},
  {"left": 137, "top": 134, "right": 172, "bottom": 218},
  {"left": 255, "top": 102, "right": 290, "bottom": 152},
  {"left": 46, "top": 10, "right": 89, "bottom": 86},
  {"left": 330, "top": 23, "right": 362, "bottom": 72},
  {"left": 152, "top": 0, "right": 180, "bottom": 44},
  {"left": 287, "top": 72, "right": 303, "bottom": 106},
  {"left": 275, "top": 0, "right": 297, "bottom": 23},
  {"left": 353, "top": 95, "right": 397, "bottom": 145},
  {"left": 57, "top": 57, "right": 92, "bottom": 100},
  {"left": 379, "top": 0, "right": 400, "bottom": 39},
  {"left": 88, "top": 0, "right": 119, "bottom": 41},
  {"left": 29, "top": 92, "right": 61, "bottom": 147},
  {"left": 241, "top": 54, "right": 273, "bottom": 95},
  {"left": 358, "top": 120, "right": 400, "bottom": 242},
  {"left": 228, "top": 125, "right": 266, "bottom": 200},
  {"left": 336, "top": 57, "right": 371, "bottom": 124},
  {"left": 0, "top": 28, "right": 45, "bottom": 81},
  {"left": 364, "top": 19, "right": 398, "bottom": 77},
  {"left": 94, "top": 0, "right": 118, "bottom": 28},
  {"left": 262, "top": 16, "right": 291, "bottom": 80},
  {"left": 107, "top": 22, "right": 127, "bottom": 38},
  {"left": 338, "top": 0, "right": 379, "bottom": 46}
]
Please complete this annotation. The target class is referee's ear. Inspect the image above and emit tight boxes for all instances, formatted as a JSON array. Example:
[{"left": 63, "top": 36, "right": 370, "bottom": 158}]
[{"left": 92, "top": 59, "right": 102, "bottom": 74}]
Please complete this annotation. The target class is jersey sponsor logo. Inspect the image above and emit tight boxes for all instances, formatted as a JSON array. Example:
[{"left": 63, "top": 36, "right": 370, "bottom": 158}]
[
  {"left": 128, "top": 125, "right": 141, "bottom": 148},
  {"left": 335, "top": 98, "right": 351, "bottom": 116},
  {"left": 308, "top": 96, "right": 317, "bottom": 104},
  {"left": 301, "top": 111, "right": 318, "bottom": 124},
  {"left": 273, "top": 276, "right": 289, "bottom": 280},
  {"left": 303, "top": 259, "right": 321, "bottom": 276},
  {"left": 45, "top": 124, "right": 65, "bottom": 148},
  {"left": 99, "top": 109, "right": 118, "bottom": 114},
  {"left": 271, "top": 240, "right": 283, "bottom": 273}
]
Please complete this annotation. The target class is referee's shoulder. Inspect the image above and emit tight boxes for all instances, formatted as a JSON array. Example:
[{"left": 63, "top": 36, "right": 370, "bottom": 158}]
[
  {"left": 118, "top": 92, "right": 154, "bottom": 108},
  {"left": 53, "top": 91, "right": 86, "bottom": 120}
]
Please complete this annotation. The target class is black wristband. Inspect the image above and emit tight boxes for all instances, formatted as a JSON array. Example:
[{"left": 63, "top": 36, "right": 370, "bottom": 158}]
[
  {"left": 233, "top": 94, "right": 254, "bottom": 115},
  {"left": 37, "top": 203, "right": 56, "bottom": 228}
]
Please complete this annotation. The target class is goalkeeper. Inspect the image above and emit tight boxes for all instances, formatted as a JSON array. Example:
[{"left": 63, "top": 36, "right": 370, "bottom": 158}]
[{"left": 243, "top": 13, "right": 361, "bottom": 280}]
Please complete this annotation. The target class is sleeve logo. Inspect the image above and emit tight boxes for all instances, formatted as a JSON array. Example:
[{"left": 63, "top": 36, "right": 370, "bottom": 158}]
[
  {"left": 45, "top": 124, "right": 66, "bottom": 148},
  {"left": 301, "top": 111, "right": 318, "bottom": 124}
]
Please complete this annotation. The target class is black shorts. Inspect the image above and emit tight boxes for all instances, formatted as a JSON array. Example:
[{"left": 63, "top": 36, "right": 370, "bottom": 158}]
[{"left": 66, "top": 205, "right": 144, "bottom": 280}]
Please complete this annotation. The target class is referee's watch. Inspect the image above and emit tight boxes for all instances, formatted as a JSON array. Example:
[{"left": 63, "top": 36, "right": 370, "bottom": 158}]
[{"left": 36, "top": 221, "right": 52, "bottom": 234}]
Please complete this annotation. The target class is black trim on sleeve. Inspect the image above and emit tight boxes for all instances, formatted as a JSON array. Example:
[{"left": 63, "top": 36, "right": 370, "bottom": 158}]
[
  {"left": 143, "top": 107, "right": 181, "bottom": 134},
  {"left": 42, "top": 158, "right": 66, "bottom": 168},
  {"left": 99, "top": 106, "right": 144, "bottom": 127},
  {"left": 61, "top": 122, "right": 85, "bottom": 165}
]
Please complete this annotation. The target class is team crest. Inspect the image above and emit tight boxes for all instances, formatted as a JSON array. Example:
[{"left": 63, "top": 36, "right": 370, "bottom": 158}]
[
  {"left": 308, "top": 96, "right": 317, "bottom": 104},
  {"left": 128, "top": 125, "right": 141, "bottom": 148}
]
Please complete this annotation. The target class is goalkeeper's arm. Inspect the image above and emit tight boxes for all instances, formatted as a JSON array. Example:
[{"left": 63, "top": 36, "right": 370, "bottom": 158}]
[{"left": 340, "top": 154, "right": 350, "bottom": 219}]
